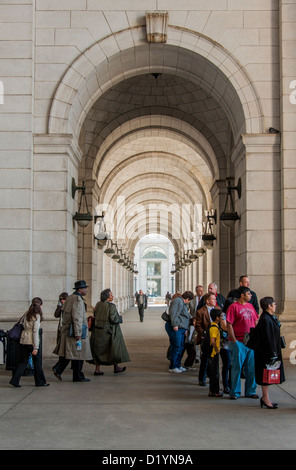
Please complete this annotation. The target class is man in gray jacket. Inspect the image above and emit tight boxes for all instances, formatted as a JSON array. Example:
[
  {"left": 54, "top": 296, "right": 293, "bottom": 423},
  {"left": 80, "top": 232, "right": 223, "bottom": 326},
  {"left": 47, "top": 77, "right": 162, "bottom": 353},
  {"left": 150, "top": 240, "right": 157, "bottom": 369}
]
[
  {"left": 165, "top": 291, "right": 194, "bottom": 373},
  {"left": 53, "top": 280, "right": 92, "bottom": 382}
]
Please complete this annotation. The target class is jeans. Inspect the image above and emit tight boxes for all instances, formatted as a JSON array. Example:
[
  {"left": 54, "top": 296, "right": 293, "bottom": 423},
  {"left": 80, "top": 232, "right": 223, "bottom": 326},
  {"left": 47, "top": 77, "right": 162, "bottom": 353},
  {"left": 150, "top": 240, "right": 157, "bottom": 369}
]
[
  {"left": 229, "top": 341, "right": 257, "bottom": 397},
  {"left": 165, "top": 322, "right": 186, "bottom": 369}
]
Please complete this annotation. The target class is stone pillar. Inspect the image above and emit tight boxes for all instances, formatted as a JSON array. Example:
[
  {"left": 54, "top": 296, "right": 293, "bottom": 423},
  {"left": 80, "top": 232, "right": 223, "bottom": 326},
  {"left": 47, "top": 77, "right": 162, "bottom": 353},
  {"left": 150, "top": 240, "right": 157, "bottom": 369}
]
[
  {"left": 0, "top": 1, "right": 34, "bottom": 319},
  {"left": 279, "top": 1, "right": 296, "bottom": 317},
  {"left": 232, "top": 134, "right": 281, "bottom": 301},
  {"left": 211, "top": 180, "right": 235, "bottom": 297},
  {"left": 278, "top": 1, "right": 296, "bottom": 357},
  {"left": 33, "top": 134, "right": 81, "bottom": 314}
]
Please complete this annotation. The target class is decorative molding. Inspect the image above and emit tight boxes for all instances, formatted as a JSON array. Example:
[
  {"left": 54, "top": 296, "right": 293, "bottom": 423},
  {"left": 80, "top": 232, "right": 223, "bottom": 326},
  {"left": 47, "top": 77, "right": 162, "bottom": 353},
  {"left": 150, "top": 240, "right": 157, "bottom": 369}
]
[{"left": 146, "top": 11, "right": 168, "bottom": 43}]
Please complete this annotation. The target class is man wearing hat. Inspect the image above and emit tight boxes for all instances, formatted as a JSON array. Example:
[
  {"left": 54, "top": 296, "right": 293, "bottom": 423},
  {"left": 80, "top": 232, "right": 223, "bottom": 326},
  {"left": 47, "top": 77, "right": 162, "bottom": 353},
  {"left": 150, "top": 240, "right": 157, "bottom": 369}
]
[{"left": 53, "top": 280, "right": 92, "bottom": 382}]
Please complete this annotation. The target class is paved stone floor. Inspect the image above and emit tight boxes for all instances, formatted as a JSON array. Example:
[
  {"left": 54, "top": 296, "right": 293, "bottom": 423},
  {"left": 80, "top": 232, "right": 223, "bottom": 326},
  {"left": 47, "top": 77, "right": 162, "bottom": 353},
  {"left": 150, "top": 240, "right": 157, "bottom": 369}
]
[{"left": 0, "top": 306, "right": 295, "bottom": 450}]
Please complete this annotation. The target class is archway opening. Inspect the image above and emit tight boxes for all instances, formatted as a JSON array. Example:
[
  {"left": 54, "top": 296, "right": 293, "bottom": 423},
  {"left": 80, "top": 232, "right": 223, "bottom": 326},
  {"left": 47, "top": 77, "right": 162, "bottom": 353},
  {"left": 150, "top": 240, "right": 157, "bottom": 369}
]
[
  {"left": 134, "top": 233, "right": 175, "bottom": 305},
  {"left": 51, "top": 37, "right": 263, "bottom": 312}
]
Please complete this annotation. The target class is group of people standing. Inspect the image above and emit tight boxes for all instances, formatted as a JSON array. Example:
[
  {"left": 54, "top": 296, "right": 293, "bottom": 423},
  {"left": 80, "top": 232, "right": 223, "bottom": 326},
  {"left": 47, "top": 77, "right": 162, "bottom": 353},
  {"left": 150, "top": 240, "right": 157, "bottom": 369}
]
[
  {"left": 164, "top": 276, "right": 285, "bottom": 409},
  {"left": 9, "top": 280, "right": 130, "bottom": 387},
  {"left": 8, "top": 276, "right": 285, "bottom": 410}
]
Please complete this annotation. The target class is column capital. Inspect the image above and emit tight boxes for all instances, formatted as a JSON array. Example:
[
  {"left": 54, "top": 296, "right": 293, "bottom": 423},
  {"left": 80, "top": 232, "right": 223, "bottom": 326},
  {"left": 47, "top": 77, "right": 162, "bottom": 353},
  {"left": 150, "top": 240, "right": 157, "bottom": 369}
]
[
  {"left": 34, "top": 133, "right": 82, "bottom": 167},
  {"left": 241, "top": 133, "right": 280, "bottom": 153}
]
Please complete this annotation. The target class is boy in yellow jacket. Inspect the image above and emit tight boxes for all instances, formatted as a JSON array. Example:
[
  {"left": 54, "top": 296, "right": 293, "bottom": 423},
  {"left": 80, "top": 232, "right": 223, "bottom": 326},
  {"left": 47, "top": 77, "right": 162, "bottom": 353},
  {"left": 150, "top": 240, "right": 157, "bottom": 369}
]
[{"left": 208, "top": 309, "right": 223, "bottom": 397}]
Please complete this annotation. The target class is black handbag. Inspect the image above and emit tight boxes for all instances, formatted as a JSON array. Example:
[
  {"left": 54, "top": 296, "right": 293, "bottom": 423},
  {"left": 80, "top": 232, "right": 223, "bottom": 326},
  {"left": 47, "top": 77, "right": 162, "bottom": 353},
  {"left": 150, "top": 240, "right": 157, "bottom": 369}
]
[
  {"left": 7, "top": 315, "right": 25, "bottom": 342},
  {"left": 161, "top": 310, "right": 170, "bottom": 322}
]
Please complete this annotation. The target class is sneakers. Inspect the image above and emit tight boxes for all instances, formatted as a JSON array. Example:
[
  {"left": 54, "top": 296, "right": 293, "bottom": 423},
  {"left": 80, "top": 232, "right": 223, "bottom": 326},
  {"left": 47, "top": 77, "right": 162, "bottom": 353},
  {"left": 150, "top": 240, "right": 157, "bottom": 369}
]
[{"left": 168, "top": 366, "right": 188, "bottom": 373}]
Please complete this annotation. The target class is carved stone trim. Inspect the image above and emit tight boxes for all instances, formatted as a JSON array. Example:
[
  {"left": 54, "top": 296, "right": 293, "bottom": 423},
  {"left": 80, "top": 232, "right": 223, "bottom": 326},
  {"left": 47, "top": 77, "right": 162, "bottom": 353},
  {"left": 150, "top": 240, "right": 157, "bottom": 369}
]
[{"left": 146, "top": 11, "right": 168, "bottom": 43}]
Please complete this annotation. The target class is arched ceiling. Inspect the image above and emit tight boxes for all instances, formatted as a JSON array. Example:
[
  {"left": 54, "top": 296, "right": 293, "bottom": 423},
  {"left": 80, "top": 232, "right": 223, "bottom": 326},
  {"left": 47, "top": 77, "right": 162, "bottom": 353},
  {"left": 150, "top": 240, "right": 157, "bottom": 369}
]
[{"left": 79, "top": 70, "right": 237, "bottom": 251}]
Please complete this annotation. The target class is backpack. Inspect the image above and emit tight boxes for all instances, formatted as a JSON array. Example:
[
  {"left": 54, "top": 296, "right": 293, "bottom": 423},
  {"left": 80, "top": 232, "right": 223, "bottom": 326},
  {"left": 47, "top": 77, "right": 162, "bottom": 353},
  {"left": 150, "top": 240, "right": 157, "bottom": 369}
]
[{"left": 202, "top": 323, "right": 219, "bottom": 357}]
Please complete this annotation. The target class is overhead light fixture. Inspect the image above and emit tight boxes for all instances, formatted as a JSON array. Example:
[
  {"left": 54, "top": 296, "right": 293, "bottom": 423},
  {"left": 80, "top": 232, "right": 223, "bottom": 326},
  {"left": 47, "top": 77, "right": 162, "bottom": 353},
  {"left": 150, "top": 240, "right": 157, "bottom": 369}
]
[
  {"left": 72, "top": 178, "right": 93, "bottom": 228},
  {"left": 189, "top": 251, "right": 198, "bottom": 261},
  {"left": 202, "top": 209, "right": 217, "bottom": 249},
  {"left": 104, "top": 240, "right": 116, "bottom": 257},
  {"left": 94, "top": 211, "right": 109, "bottom": 246},
  {"left": 220, "top": 178, "right": 242, "bottom": 228},
  {"left": 195, "top": 247, "right": 206, "bottom": 258},
  {"left": 184, "top": 253, "right": 192, "bottom": 265}
]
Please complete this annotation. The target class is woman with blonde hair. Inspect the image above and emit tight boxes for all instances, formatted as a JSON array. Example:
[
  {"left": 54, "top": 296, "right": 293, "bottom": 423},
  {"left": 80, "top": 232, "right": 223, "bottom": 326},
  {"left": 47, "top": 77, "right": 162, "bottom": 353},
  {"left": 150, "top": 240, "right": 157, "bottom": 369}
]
[{"left": 9, "top": 297, "right": 49, "bottom": 387}]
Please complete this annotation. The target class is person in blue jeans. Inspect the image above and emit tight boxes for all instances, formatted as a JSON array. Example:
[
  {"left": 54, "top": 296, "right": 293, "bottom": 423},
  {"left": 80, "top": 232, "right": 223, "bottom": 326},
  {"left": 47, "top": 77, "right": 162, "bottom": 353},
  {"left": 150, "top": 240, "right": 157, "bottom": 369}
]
[
  {"left": 226, "top": 286, "right": 259, "bottom": 399},
  {"left": 165, "top": 291, "right": 194, "bottom": 373}
]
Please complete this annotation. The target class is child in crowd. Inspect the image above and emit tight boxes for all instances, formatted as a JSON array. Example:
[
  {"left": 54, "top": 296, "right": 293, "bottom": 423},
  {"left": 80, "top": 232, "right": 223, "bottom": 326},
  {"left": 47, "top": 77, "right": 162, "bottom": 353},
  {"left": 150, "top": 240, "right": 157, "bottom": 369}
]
[{"left": 208, "top": 309, "right": 223, "bottom": 397}]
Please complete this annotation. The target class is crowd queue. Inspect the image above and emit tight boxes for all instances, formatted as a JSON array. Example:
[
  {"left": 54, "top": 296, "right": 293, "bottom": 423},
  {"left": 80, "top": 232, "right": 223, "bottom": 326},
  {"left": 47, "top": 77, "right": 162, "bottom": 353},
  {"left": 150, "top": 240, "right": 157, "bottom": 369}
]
[
  {"left": 8, "top": 276, "right": 285, "bottom": 409},
  {"left": 9, "top": 281, "right": 130, "bottom": 387},
  {"left": 164, "top": 276, "right": 285, "bottom": 409}
]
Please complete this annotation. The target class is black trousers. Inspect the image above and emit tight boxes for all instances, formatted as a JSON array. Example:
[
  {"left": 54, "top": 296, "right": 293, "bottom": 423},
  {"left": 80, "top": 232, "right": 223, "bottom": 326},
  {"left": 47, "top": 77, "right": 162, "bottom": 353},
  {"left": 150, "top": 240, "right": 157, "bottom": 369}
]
[
  {"left": 138, "top": 304, "right": 145, "bottom": 321},
  {"left": 208, "top": 354, "right": 220, "bottom": 394},
  {"left": 182, "top": 342, "right": 196, "bottom": 367},
  {"left": 198, "top": 343, "right": 209, "bottom": 384},
  {"left": 11, "top": 344, "right": 47, "bottom": 386},
  {"left": 54, "top": 357, "right": 85, "bottom": 381}
]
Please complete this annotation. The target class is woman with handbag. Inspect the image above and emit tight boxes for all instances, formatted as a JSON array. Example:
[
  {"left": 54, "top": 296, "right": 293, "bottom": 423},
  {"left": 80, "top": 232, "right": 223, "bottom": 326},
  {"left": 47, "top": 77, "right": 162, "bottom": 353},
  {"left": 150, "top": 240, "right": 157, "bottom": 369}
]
[
  {"left": 90, "top": 289, "right": 130, "bottom": 375},
  {"left": 9, "top": 297, "right": 49, "bottom": 387},
  {"left": 254, "top": 297, "right": 285, "bottom": 409}
]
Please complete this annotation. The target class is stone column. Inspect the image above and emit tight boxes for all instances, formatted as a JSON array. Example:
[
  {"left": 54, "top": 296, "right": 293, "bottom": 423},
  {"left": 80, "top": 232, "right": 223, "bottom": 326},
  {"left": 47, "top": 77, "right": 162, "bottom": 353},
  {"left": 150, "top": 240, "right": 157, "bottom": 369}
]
[
  {"left": 278, "top": 1, "right": 296, "bottom": 357},
  {"left": 211, "top": 180, "right": 235, "bottom": 297},
  {"left": 279, "top": 1, "right": 296, "bottom": 317},
  {"left": 33, "top": 134, "right": 82, "bottom": 313},
  {"left": 0, "top": 1, "right": 34, "bottom": 320},
  {"left": 232, "top": 134, "right": 281, "bottom": 301}
]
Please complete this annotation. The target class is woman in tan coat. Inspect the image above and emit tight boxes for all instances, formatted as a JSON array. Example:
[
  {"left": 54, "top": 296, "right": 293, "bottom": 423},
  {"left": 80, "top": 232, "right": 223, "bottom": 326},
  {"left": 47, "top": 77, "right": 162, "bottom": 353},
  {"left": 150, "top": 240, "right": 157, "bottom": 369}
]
[{"left": 9, "top": 297, "right": 49, "bottom": 387}]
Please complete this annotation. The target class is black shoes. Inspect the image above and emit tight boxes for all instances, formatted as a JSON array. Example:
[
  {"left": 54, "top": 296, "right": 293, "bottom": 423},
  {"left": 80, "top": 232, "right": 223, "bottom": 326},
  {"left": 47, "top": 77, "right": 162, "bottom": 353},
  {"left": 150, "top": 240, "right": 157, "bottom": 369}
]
[
  {"left": 9, "top": 380, "right": 21, "bottom": 388},
  {"left": 260, "top": 397, "right": 278, "bottom": 409},
  {"left": 114, "top": 366, "right": 126, "bottom": 374},
  {"left": 53, "top": 369, "right": 62, "bottom": 381}
]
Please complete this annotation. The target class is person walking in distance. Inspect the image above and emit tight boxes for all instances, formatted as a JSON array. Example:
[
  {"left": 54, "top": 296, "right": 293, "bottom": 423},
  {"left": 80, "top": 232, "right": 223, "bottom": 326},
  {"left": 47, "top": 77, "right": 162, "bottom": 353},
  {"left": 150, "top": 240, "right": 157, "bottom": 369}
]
[{"left": 135, "top": 290, "right": 147, "bottom": 322}]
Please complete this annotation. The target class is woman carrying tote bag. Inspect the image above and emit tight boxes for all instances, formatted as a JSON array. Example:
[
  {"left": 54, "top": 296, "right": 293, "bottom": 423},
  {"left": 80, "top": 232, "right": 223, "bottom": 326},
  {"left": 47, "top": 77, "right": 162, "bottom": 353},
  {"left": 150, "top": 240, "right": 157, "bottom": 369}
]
[{"left": 9, "top": 297, "right": 49, "bottom": 388}]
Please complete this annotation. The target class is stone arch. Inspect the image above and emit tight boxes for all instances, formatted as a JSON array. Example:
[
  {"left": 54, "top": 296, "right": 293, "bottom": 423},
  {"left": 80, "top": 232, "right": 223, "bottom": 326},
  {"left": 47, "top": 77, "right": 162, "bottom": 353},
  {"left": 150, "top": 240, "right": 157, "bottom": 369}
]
[
  {"left": 48, "top": 26, "right": 264, "bottom": 142},
  {"left": 48, "top": 25, "right": 265, "bottom": 306}
]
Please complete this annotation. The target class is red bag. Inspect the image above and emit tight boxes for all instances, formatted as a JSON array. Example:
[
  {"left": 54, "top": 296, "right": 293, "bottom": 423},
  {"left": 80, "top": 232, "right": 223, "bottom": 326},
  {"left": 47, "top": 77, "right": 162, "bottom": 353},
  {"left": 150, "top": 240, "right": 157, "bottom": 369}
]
[{"left": 263, "top": 368, "right": 280, "bottom": 384}]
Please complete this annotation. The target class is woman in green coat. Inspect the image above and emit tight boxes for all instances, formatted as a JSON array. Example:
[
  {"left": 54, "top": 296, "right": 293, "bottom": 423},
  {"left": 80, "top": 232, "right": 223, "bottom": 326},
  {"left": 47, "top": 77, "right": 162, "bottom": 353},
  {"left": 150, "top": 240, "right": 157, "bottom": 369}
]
[{"left": 90, "top": 289, "right": 130, "bottom": 375}]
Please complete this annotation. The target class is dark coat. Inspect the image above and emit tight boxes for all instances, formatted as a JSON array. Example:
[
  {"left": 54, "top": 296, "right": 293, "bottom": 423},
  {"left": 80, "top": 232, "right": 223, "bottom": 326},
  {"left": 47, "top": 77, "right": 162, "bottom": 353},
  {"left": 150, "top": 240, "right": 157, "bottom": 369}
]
[
  {"left": 90, "top": 301, "right": 130, "bottom": 365},
  {"left": 254, "top": 311, "right": 285, "bottom": 385}
]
